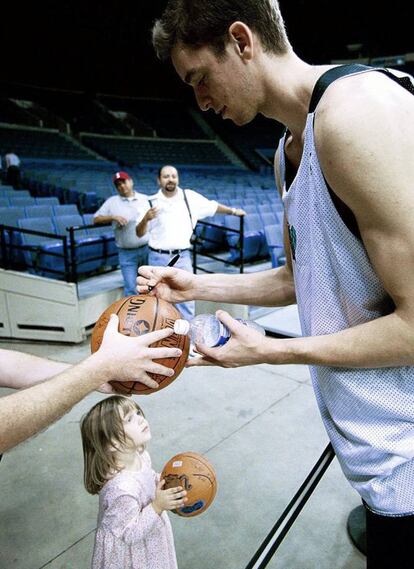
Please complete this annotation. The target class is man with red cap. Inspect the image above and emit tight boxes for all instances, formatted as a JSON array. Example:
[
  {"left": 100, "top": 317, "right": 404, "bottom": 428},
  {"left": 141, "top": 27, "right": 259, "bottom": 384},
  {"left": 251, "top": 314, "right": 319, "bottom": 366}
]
[{"left": 94, "top": 171, "right": 149, "bottom": 296}]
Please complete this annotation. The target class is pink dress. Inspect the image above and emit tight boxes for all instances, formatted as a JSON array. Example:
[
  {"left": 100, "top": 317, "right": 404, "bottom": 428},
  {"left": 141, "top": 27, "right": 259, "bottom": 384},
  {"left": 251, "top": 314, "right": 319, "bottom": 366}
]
[{"left": 91, "top": 451, "right": 178, "bottom": 569}]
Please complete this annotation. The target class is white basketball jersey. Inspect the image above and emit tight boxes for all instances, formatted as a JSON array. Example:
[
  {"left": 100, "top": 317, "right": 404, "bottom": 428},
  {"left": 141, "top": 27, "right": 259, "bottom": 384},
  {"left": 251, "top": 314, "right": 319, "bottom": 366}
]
[{"left": 279, "top": 68, "right": 414, "bottom": 515}]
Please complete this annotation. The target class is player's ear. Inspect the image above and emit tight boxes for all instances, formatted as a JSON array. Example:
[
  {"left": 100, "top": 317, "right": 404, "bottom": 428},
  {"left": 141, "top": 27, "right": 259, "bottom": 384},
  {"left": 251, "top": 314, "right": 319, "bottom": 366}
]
[{"left": 228, "top": 21, "right": 254, "bottom": 60}]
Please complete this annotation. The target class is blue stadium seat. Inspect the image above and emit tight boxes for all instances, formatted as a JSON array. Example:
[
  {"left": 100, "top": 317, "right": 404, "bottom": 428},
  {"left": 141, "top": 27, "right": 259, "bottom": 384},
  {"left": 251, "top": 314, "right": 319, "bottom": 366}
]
[
  {"left": 24, "top": 205, "right": 54, "bottom": 218},
  {"left": 53, "top": 204, "right": 80, "bottom": 216},
  {"left": 195, "top": 216, "right": 226, "bottom": 252},
  {"left": 9, "top": 196, "right": 36, "bottom": 207},
  {"left": 224, "top": 215, "right": 263, "bottom": 263},
  {"left": 259, "top": 211, "right": 277, "bottom": 227},
  {"left": 264, "top": 224, "right": 286, "bottom": 267},
  {"left": 0, "top": 206, "right": 26, "bottom": 265},
  {"left": 53, "top": 214, "right": 104, "bottom": 274},
  {"left": 0, "top": 198, "right": 9, "bottom": 208},
  {"left": 16, "top": 217, "right": 66, "bottom": 278},
  {"left": 78, "top": 191, "right": 100, "bottom": 213},
  {"left": 35, "top": 197, "right": 60, "bottom": 206},
  {"left": 244, "top": 213, "right": 268, "bottom": 257},
  {"left": 82, "top": 213, "right": 118, "bottom": 267}
]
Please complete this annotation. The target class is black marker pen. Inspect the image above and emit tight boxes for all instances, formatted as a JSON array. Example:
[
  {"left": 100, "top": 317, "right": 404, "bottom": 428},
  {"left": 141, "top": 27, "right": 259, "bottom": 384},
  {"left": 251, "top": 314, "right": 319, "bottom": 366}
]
[{"left": 147, "top": 253, "right": 180, "bottom": 292}]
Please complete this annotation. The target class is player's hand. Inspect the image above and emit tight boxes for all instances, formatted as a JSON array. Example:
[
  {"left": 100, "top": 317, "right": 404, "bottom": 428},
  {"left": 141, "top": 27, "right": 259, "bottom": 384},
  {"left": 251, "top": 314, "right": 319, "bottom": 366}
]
[
  {"left": 93, "top": 315, "right": 182, "bottom": 389},
  {"left": 137, "top": 266, "right": 196, "bottom": 304},
  {"left": 186, "top": 310, "right": 268, "bottom": 368},
  {"left": 152, "top": 479, "right": 187, "bottom": 514}
]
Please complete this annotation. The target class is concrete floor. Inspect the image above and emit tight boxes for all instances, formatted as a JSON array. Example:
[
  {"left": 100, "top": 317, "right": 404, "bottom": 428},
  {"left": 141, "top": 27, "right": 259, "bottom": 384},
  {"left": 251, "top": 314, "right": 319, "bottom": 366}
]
[{"left": 0, "top": 333, "right": 366, "bottom": 569}]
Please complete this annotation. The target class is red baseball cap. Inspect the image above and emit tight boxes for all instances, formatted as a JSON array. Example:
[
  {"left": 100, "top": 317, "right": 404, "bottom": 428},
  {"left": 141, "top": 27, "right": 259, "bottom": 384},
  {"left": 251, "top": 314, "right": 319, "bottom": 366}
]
[{"left": 112, "top": 171, "right": 131, "bottom": 184}]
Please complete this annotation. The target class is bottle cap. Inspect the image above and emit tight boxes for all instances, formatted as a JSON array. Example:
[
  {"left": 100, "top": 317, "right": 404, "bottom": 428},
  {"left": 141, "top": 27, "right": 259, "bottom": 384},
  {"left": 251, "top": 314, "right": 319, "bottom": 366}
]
[{"left": 173, "top": 319, "right": 190, "bottom": 335}]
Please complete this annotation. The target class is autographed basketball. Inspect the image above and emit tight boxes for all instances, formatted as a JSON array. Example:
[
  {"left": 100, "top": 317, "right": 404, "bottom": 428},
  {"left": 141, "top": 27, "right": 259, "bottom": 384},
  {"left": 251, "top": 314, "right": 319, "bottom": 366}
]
[
  {"left": 161, "top": 451, "right": 217, "bottom": 517},
  {"left": 91, "top": 295, "right": 189, "bottom": 394}
]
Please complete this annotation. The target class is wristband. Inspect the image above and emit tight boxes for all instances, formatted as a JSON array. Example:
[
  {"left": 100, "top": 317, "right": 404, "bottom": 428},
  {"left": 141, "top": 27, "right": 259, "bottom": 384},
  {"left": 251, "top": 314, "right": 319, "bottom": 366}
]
[{"left": 231, "top": 208, "right": 237, "bottom": 215}]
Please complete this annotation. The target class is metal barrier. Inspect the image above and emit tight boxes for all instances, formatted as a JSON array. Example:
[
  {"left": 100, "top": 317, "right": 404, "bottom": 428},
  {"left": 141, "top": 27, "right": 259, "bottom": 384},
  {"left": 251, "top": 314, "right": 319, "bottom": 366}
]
[
  {"left": 245, "top": 444, "right": 335, "bottom": 569},
  {"left": 192, "top": 215, "right": 245, "bottom": 274},
  {"left": 0, "top": 222, "right": 117, "bottom": 283}
]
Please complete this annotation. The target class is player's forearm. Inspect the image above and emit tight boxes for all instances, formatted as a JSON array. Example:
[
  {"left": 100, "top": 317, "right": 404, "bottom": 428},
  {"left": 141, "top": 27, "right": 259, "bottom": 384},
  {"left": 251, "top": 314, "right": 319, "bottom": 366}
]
[
  {"left": 193, "top": 265, "right": 296, "bottom": 307},
  {"left": 262, "top": 311, "right": 414, "bottom": 368},
  {"left": 0, "top": 354, "right": 107, "bottom": 453}
]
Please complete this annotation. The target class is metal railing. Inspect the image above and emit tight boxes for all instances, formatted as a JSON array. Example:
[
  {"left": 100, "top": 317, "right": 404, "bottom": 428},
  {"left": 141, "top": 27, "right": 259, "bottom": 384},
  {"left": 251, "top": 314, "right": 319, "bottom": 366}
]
[
  {"left": 191, "top": 215, "right": 245, "bottom": 274},
  {"left": 0, "top": 222, "right": 117, "bottom": 283}
]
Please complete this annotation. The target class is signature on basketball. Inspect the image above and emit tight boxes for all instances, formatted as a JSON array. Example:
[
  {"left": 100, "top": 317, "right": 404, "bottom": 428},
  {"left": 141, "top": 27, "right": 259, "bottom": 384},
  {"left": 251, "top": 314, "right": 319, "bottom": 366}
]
[{"left": 164, "top": 474, "right": 192, "bottom": 491}]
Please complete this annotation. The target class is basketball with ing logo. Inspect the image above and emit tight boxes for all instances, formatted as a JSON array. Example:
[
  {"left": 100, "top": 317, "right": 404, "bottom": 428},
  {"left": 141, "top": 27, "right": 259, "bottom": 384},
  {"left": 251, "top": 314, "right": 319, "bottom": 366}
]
[{"left": 90, "top": 295, "right": 189, "bottom": 394}]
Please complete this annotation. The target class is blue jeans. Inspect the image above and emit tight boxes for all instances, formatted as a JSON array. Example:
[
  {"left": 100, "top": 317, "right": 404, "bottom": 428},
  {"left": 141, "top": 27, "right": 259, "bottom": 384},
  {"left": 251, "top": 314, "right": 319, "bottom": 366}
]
[
  {"left": 118, "top": 246, "right": 148, "bottom": 296},
  {"left": 148, "top": 249, "right": 195, "bottom": 320}
]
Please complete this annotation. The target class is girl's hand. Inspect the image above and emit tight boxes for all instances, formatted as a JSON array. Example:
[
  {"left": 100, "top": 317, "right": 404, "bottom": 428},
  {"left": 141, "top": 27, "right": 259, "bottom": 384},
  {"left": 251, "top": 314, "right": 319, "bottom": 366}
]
[
  {"left": 137, "top": 266, "right": 196, "bottom": 304},
  {"left": 152, "top": 479, "right": 187, "bottom": 514}
]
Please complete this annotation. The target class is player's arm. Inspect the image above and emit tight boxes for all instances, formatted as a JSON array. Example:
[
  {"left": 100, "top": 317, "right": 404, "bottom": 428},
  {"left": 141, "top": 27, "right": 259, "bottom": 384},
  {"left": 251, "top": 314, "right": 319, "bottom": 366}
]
[
  {"left": 262, "top": 73, "right": 414, "bottom": 368},
  {"left": 0, "top": 349, "right": 71, "bottom": 389}
]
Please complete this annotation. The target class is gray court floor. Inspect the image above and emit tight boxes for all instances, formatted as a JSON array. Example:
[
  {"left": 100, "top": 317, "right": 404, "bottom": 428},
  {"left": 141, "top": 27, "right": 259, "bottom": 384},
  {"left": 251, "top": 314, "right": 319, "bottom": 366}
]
[{"left": 0, "top": 330, "right": 366, "bottom": 569}]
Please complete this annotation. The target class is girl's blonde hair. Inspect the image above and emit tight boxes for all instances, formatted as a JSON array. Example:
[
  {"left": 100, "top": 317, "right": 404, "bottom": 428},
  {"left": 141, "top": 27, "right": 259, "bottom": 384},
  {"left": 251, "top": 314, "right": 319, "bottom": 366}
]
[{"left": 80, "top": 395, "right": 145, "bottom": 495}]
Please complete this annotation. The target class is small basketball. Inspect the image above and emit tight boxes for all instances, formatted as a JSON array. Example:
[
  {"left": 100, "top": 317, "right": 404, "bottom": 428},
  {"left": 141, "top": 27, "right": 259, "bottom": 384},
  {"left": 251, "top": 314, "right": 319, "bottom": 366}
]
[
  {"left": 90, "top": 295, "right": 190, "bottom": 395},
  {"left": 161, "top": 451, "right": 217, "bottom": 517}
]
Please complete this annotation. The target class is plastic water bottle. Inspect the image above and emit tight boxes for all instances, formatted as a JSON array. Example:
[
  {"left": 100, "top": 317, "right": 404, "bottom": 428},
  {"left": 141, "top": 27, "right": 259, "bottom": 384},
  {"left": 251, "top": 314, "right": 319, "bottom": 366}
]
[{"left": 173, "top": 313, "right": 265, "bottom": 348}]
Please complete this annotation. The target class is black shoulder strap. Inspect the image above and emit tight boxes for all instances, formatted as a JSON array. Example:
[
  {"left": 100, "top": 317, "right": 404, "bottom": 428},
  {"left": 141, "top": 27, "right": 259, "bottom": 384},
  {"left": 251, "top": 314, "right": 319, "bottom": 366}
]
[
  {"left": 182, "top": 189, "right": 194, "bottom": 230},
  {"left": 309, "top": 63, "right": 414, "bottom": 113},
  {"left": 309, "top": 64, "right": 370, "bottom": 113},
  {"left": 309, "top": 64, "right": 414, "bottom": 240}
]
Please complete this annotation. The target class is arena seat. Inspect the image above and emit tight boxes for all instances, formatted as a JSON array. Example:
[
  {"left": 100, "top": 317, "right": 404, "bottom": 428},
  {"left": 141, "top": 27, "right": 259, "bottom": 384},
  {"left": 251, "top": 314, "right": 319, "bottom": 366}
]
[
  {"left": 9, "top": 196, "right": 36, "bottom": 207},
  {"left": 0, "top": 206, "right": 26, "bottom": 264},
  {"left": 16, "top": 217, "right": 65, "bottom": 278},
  {"left": 24, "top": 205, "right": 54, "bottom": 218},
  {"left": 52, "top": 214, "right": 104, "bottom": 274},
  {"left": 35, "top": 196, "right": 60, "bottom": 206},
  {"left": 194, "top": 216, "right": 227, "bottom": 253},
  {"left": 264, "top": 224, "right": 286, "bottom": 267},
  {"left": 224, "top": 215, "right": 263, "bottom": 263},
  {"left": 52, "top": 204, "right": 80, "bottom": 216},
  {"left": 82, "top": 213, "right": 118, "bottom": 267}
]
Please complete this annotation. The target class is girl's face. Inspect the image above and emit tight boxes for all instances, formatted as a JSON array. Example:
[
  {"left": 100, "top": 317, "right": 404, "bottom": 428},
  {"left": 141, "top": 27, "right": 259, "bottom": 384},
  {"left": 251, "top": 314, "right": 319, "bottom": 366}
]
[{"left": 122, "top": 407, "right": 151, "bottom": 449}]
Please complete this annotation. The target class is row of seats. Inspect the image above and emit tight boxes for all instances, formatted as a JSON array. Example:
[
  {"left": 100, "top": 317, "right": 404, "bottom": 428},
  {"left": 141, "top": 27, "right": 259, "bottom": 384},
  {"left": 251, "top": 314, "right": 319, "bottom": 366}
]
[
  {"left": 196, "top": 212, "right": 285, "bottom": 265},
  {"left": 2, "top": 214, "right": 117, "bottom": 280},
  {"left": 0, "top": 195, "right": 61, "bottom": 208}
]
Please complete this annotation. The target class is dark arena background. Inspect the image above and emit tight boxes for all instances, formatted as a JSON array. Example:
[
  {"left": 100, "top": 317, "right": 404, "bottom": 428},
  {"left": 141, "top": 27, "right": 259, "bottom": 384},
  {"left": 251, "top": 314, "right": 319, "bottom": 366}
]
[{"left": 0, "top": 1, "right": 412, "bottom": 568}]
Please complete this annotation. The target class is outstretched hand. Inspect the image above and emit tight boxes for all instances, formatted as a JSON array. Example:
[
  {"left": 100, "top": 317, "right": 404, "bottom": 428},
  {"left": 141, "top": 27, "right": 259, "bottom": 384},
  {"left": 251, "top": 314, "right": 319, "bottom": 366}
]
[
  {"left": 93, "top": 314, "right": 182, "bottom": 389},
  {"left": 186, "top": 310, "right": 269, "bottom": 368},
  {"left": 137, "top": 266, "right": 196, "bottom": 304}
]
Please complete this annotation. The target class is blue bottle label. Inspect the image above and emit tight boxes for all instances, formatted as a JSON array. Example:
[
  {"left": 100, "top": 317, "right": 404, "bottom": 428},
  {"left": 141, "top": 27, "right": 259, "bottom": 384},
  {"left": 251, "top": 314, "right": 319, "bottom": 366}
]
[{"left": 213, "top": 321, "right": 231, "bottom": 347}]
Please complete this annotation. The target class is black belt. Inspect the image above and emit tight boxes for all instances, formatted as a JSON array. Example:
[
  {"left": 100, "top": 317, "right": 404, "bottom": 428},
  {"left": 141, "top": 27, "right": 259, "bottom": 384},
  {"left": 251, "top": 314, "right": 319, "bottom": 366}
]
[{"left": 149, "top": 247, "right": 189, "bottom": 255}]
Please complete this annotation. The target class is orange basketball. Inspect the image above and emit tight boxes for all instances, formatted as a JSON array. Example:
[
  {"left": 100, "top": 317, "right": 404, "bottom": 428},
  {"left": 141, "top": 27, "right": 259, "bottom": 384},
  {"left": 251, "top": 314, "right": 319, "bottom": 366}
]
[
  {"left": 161, "top": 451, "right": 217, "bottom": 517},
  {"left": 91, "top": 295, "right": 190, "bottom": 395}
]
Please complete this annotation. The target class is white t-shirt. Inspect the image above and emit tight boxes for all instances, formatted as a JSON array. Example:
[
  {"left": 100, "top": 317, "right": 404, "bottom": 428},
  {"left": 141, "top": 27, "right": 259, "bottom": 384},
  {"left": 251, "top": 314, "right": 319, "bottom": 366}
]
[
  {"left": 138, "top": 187, "right": 218, "bottom": 250},
  {"left": 94, "top": 192, "right": 149, "bottom": 249},
  {"left": 5, "top": 153, "right": 20, "bottom": 167}
]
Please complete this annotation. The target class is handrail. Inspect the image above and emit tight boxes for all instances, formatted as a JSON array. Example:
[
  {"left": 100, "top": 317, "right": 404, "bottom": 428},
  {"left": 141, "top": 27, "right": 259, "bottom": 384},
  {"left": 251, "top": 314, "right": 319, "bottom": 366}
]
[{"left": 192, "top": 215, "right": 245, "bottom": 274}]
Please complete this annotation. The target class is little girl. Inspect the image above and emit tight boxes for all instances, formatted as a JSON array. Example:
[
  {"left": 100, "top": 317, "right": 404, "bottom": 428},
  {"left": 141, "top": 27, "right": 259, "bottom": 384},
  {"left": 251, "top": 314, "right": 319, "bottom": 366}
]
[{"left": 80, "top": 395, "right": 187, "bottom": 569}]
